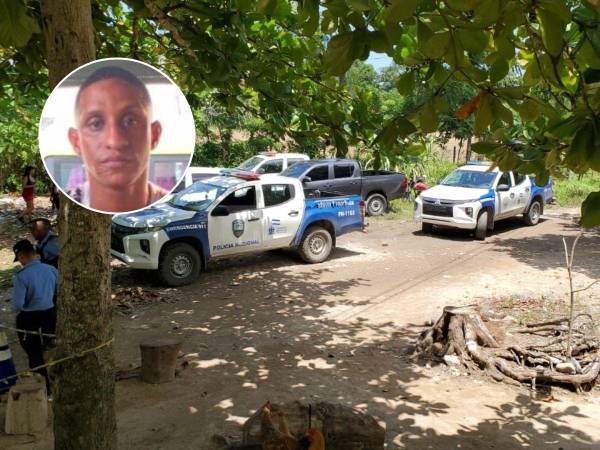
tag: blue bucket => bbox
[0,331,17,393]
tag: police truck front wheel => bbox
[159,243,201,286]
[299,227,334,263]
[474,211,488,241]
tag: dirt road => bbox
[1,207,599,449]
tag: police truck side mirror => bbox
[212,205,230,217]
[496,184,510,192]
[302,176,311,184]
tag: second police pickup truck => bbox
[111,171,365,286]
[414,162,554,240]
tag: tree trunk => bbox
[41,1,117,449]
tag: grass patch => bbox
[385,199,415,221]
[554,172,600,207]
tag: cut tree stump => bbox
[414,305,600,391]
[140,338,182,384]
[5,374,48,434]
[240,401,385,450]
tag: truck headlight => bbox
[141,225,164,233]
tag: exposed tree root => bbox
[414,305,600,392]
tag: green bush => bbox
[554,172,600,207]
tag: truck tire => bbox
[158,242,201,286]
[366,193,387,216]
[474,211,488,241]
[298,226,334,264]
[523,199,541,226]
[421,222,433,234]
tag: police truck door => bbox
[209,185,263,257]
[260,183,304,249]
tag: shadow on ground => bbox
[490,222,600,279]
[104,249,600,450]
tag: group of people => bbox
[9,218,59,393]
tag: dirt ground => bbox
[1,198,599,449]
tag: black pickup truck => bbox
[281,159,407,216]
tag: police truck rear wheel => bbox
[299,227,333,263]
[366,194,387,216]
[475,211,488,241]
[523,200,541,226]
[159,243,201,286]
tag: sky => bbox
[366,52,394,71]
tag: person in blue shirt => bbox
[11,239,57,392]
[31,218,59,268]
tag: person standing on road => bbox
[31,218,59,268]
[17,166,36,224]
[11,240,57,393]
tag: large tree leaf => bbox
[581,191,600,227]
[565,121,595,173]
[256,0,278,15]
[347,0,370,12]
[300,0,320,35]
[369,31,391,54]
[396,71,415,95]
[386,0,419,23]
[419,99,439,133]
[323,31,368,76]
[376,117,417,148]
[490,58,509,83]
[473,94,493,134]
[0,0,39,47]
[536,8,565,57]
[472,141,501,155]
[457,29,488,54]
[516,98,540,122]
[421,32,451,59]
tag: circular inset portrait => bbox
[39,58,195,214]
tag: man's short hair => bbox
[74,66,152,114]
[13,239,35,261]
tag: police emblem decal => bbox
[232,219,245,238]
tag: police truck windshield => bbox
[237,156,264,171]
[281,162,312,178]
[441,170,497,189]
[168,182,226,211]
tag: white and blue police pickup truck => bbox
[414,162,553,240]
[111,172,365,286]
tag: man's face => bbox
[31,222,48,241]
[68,78,162,190]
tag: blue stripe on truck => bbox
[294,195,363,246]
[163,211,210,259]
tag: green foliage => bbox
[554,171,600,207]
[0,0,39,48]
[312,0,600,225]
[1,0,599,225]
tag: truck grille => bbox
[421,198,459,217]
[111,224,140,253]
[423,203,453,217]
